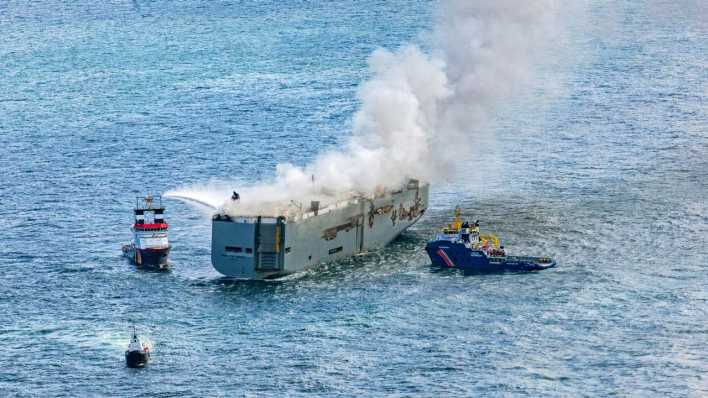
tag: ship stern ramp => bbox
[211,216,286,279]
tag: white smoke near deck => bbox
[167,0,563,214]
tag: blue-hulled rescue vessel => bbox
[425,208,556,272]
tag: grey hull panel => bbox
[211,182,429,279]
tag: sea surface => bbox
[1,1,707,396]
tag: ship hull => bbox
[122,245,171,270]
[211,182,429,279]
[125,350,149,368]
[425,240,556,272]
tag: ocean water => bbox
[1,1,707,396]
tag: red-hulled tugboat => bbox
[122,195,171,270]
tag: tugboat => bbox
[122,195,171,270]
[125,326,150,368]
[425,208,556,272]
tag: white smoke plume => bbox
[167,0,562,214]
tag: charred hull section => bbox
[211,180,429,279]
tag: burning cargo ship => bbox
[211,179,429,279]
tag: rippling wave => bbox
[1,0,706,396]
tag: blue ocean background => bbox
[1,0,707,396]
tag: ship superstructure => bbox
[122,195,171,269]
[211,179,429,279]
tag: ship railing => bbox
[505,255,552,263]
[218,190,389,223]
[435,232,460,241]
[296,198,360,221]
[214,214,281,224]
[134,223,169,231]
[135,195,163,210]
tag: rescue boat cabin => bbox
[435,207,500,252]
[132,195,169,247]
